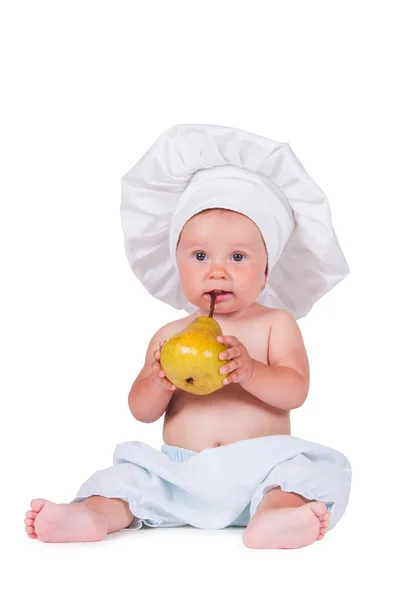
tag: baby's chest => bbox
[225,325,270,365]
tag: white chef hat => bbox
[120,124,349,319]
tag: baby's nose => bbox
[209,265,227,278]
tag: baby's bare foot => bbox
[243,501,330,550]
[24,499,108,543]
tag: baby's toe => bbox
[25,518,34,527]
[320,514,330,529]
[309,502,328,518]
[25,510,36,519]
[314,505,329,541]
[316,522,329,540]
[30,498,46,512]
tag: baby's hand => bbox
[151,340,177,391]
[217,336,254,385]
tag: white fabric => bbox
[121,124,349,318]
[72,435,352,531]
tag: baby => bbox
[24,124,352,549]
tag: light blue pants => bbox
[72,435,352,531]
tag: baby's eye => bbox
[194,252,207,261]
[232,253,245,262]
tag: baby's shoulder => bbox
[154,314,194,339]
[247,305,300,347]
[251,304,294,327]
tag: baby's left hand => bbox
[217,336,254,385]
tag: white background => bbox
[1,1,396,598]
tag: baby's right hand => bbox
[151,340,177,392]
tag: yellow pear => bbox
[160,307,229,395]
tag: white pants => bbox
[73,434,352,530]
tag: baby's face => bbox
[176,209,268,315]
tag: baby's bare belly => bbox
[163,384,290,452]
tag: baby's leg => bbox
[242,487,329,550]
[24,496,134,543]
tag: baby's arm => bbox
[128,325,176,423]
[241,310,310,410]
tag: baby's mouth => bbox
[204,290,233,303]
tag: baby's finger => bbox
[220,358,242,375]
[152,374,176,391]
[219,346,240,361]
[151,360,165,378]
[223,370,241,385]
[217,335,239,347]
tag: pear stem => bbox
[209,292,216,319]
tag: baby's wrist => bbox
[240,358,255,383]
